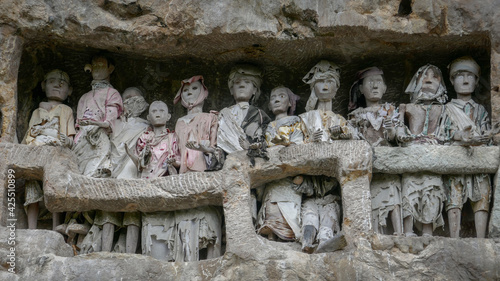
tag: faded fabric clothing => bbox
[110,116,149,179]
[400,101,446,229]
[441,99,491,212]
[299,110,356,143]
[217,102,270,154]
[23,104,76,209]
[401,103,446,145]
[265,116,303,147]
[174,206,222,262]
[174,112,223,261]
[73,125,113,176]
[24,180,44,215]
[74,85,123,177]
[348,103,400,147]
[257,178,303,241]
[299,176,341,245]
[175,112,219,173]
[24,104,76,146]
[371,174,402,228]
[94,210,123,228]
[349,104,402,229]
[441,99,490,140]
[402,174,445,229]
[302,195,341,245]
[257,116,304,240]
[135,128,180,179]
[444,175,491,212]
[142,212,176,261]
[141,207,222,262]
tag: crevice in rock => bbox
[397,0,412,17]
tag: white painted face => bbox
[313,77,338,101]
[43,71,71,102]
[452,71,477,95]
[360,74,386,103]
[181,81,202,105]
[420,68,441,94]
[232,76,256,103]
[148,102,170,126]
[269,88,290,115]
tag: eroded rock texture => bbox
[1,0,500,280]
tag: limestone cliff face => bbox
[1,1,500,280]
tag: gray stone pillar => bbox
[0,25,23,143]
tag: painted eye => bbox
[192,87,198,90]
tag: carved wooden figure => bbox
[398,64,448,237]
[109,87,150,254]
[172,75,222,261]
[256,87,304,241]
[73,56,123,252]
[126,101,181,260]
[441,56,492,238]
[23,69,75,230]
[298,61,353,253]
[217,64,271,166]
[348,67,403,236]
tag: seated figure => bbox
[298,61,354,253]
[256,86,304,241]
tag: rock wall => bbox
[1,0,500,280]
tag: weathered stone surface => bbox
[373,145,500,174]
[489,167,500,238]
[0,227,73,275]
[0,26,22,143]
[1,0,500,280]
[4,227,500,280]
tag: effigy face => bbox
[231,76,256,103]
[313,77,338,101]
[181,80,203,105]
[360,74,386,103]
[43,70,72,102]
[269,87,291,115]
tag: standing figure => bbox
[217,65,271,166]
[110,87,150,254]
[73,56,123,177]
[73,56,123,252]
[23,69,75,230]
[441,57,491,238]
[348,67,403,235]
[398,64,447,237]
[299,61,355,253]
[126,101,181,261]
[172,75,222,261]
[111,87,150,179]
[256,86,304,241]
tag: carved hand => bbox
[60,133,73,148]
[329,125,343,137]
[125,144,140,168]
[186,141,215,153]
[79,120,110,129]
[312,129,323,142]
[239,136,250,150]
[339,133,352,140]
